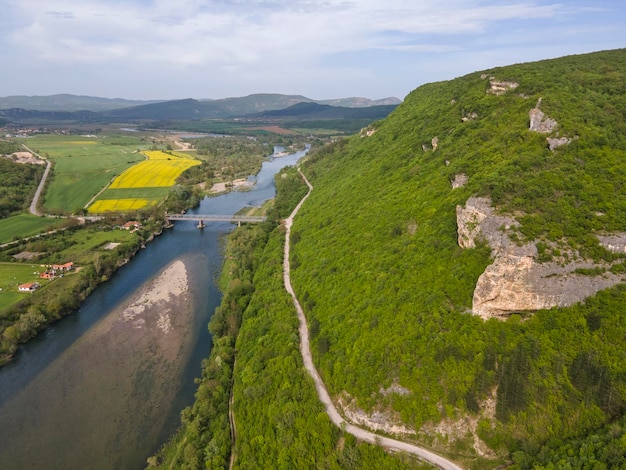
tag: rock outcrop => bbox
[487,79,519,95]
[597,234,626,253]
[529,98,558,133]
[451,174,468,189]
[457,197,626,319]
[547,136,571,151]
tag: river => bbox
[0,147,307,470]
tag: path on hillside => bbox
[282,169,464,470]
[22,144,51,216]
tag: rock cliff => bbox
[457,197,626,319]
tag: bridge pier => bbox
[197,220,205,229]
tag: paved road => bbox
[282,169,464,470]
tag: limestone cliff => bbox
[457,197,626,319]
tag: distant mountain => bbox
[318,97,402,107]
[254,102,398,120]
[207,93,315,116]
[0,94,161,112]
[0,93,402,121]
[99,94,318,121]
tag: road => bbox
[282,169,464,470]
[22,144,51,216]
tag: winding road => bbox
[22,144,51,216]
[282,169,464,470]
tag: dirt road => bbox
[282,169,464,470]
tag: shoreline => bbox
[0,257,197,469]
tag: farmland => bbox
[0,214,65,244]
[88,150,201,213]
[24,134,149,214]
[109,150,200,188]
[0,262,46,312]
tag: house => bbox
[122,221,142,230]
[52,262,74,271]
[18,283,40,292]
[39,271,56,280]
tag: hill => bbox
[286,48,626,467]
[150,49,626,469]
[0,94,160,111]
[0,93,401,126]
[255,101,398,120]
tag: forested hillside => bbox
[152,49,626,470]
[290,49,626,467]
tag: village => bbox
[17,261,74,292]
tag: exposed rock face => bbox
[451,173,468,189]
[529,107,557,133]
[487,80,519,95]
[456,197,516,250]
[462,111,478,122]
[547,136,571,151]
[360,127,376,137]
[338,393,415,436]
[457,197,626,319]
[597,234,626,253]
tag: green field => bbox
[0,214,65,244]
[0,262,47,311]
[0,226,135,313]
[24,134,150,213]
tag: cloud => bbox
[6,1,572,66]
[1,0,623,99]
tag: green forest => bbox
[288,49,626,467]
[152,49,626,469]
[0,158,44,219]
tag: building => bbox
[52,262,74,271]
[18,283,40,292]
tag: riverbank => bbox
[0,257,197,470]
[207,178,254,194]
[0,219,165,367]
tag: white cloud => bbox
[1,0,624,98]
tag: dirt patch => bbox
[3,152,45,165]
[12,251,45,260]
[102,242,121,250]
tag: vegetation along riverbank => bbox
[150,165,429,469]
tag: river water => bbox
[0,147,306,470]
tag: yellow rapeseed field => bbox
[109,151,200,189]
[88,150,200,213]
[89,198,154,213]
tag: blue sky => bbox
[1,0,624,101]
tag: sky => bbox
[1,0,624,101]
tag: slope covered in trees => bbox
[152,49,626,469]
[288,49,626,467]
[0,157,44,219]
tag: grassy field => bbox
[0,262,47,312]
[0,227,135,312]
[48,228,135,265]
[24,134,149,213]
[0,214,65,244]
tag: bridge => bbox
[165,213,266,227]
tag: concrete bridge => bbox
[165,213,266,227]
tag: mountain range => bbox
[0,93,401,124]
